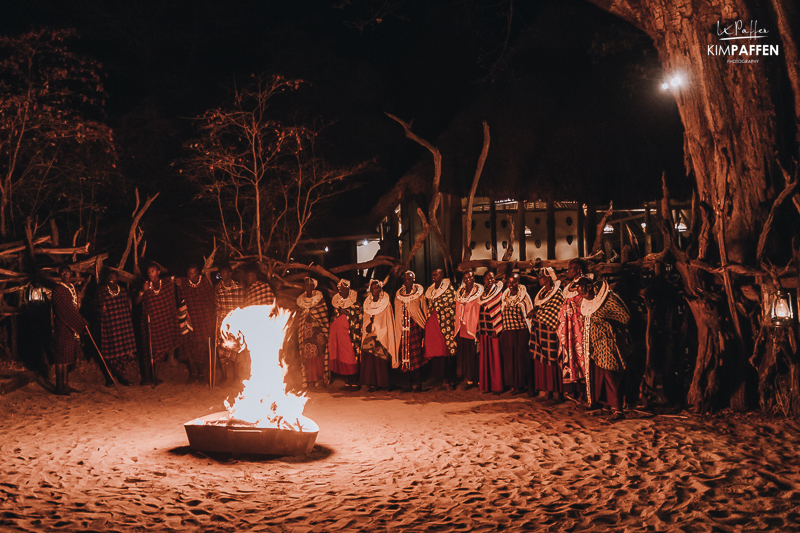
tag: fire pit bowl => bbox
[184,412,319,456]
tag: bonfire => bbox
[184,305,319,456]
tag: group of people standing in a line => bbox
[48,262,274,395]
[299,259,632,419]
[48,258,632,419]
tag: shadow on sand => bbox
[168,443,335,463]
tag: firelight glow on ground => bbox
[2,375,800,531]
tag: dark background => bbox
[0,0,687,271]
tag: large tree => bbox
[0,29,116,240]
[585,0,799,263]
[583,0,800,411]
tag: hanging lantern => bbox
[24,283,44,304]
[603,223,614,235]
[769,290,795,327]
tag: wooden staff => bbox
[213,337,218,388]
[208,336,213,389]
[84,327,124,400]
[147,314,156,389]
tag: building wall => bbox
[463,199,581,262]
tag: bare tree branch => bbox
[464,121,490,262]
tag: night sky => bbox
[1,0,685,268]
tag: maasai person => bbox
[96,270,136,387]
[455,271,483,390]
[393,271,428,392]
[500,273,533,394]
[214,262,246,383]
[478,270,504,393]
[244,265,275,306]
[558,258,590,402]
[135,263,180,386]
[177,264,216,383]
[296,277,330,389]
[424,268,457,390]
[329,279,363,390]
[576,277,632,420]
[51,265,88,395]
[361,279,396,392]
[528,267,565,401]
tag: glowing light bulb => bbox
[661,82,669,90]
[324,246,329,253]
[671,77,681,87]
[775,299,790,318]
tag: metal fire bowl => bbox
[184,412,318,456]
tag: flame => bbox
[220,305,318,433]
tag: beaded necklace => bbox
[425,278,451,300]
[57,282,77,306]
[363,291,390,315]
[188,276,202,288]
[332,290,357,309]
[395,283,423,304]
[150,279,162,295]
[502,284,528,309]
[107,284,121,298]
[534,280,561,307]
[479,281,503,303]
[456,283,484,304]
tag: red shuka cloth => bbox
[97,286,136,358]
[329,313,358,375]
[141,278,180,362]
[424,310,449,358]
[52,283,88,365]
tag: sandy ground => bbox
[2,363,800,532]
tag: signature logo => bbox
[716,20,768,40]
[708,20,779,61]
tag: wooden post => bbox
[586,203,597,254]
[577,204,586,258]
[489,197,498,261]
[517,198,526,261]
[546,201,556,260]
[644,205,652,255]
[448,194,463,270]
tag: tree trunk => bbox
[684,295,725,413]
[255,184,263,261]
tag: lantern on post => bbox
[769,289,795,327]
[24,283,45,304]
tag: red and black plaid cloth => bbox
[141,277,180,362]
[534,289,564,331]
[179,276,216,340]
[529,318,560,365]
[52,283,88,365]
[215,280,246,361]
[97,286,137,359]
[502,305,527,331]
[478,288,503,337]
[245,281,275,306]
